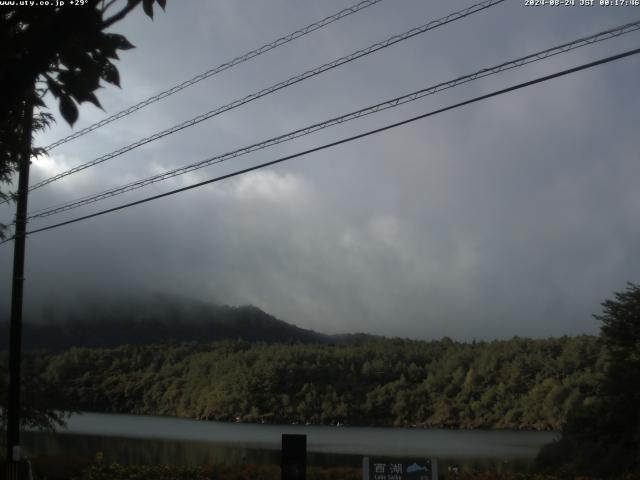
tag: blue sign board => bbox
[363,457,437,480]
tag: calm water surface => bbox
[23,413,557,470]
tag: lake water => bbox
[23,413,557,471]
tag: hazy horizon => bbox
[0,289,611,342]
[1,0,639,341]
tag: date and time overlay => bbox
[526,0,639,6]
[1,0,639,8]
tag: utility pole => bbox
[6,92,34,468]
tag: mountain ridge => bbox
[0,294,376,351]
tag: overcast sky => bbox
[1,0,639,340]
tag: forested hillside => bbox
[31,336,604,431]
[0,297,339,350]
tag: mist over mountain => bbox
[0,293,374,351]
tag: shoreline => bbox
[50,410,562,434]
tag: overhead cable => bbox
[26,20,640,220]
[18,46,640,240]
[42,0,385,151]
[28,0,506,192]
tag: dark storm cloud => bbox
[1,0,639,340]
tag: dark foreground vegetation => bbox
[23,461,640,480]
[535,283,640,475]
[71,463,359,480]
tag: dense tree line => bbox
[30,335,605,431]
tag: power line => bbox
[28,0,505,192]
[0,236,15,245]
[26,20,640,220]
[0,228,15,246]
[20,47,640,240]
[42,0,385,152]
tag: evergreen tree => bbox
[536,283,640,475]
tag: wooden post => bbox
[6,93,34,465]
[281,434,306,480]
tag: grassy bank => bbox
[24,460,640,480]
[31,462,360,480]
